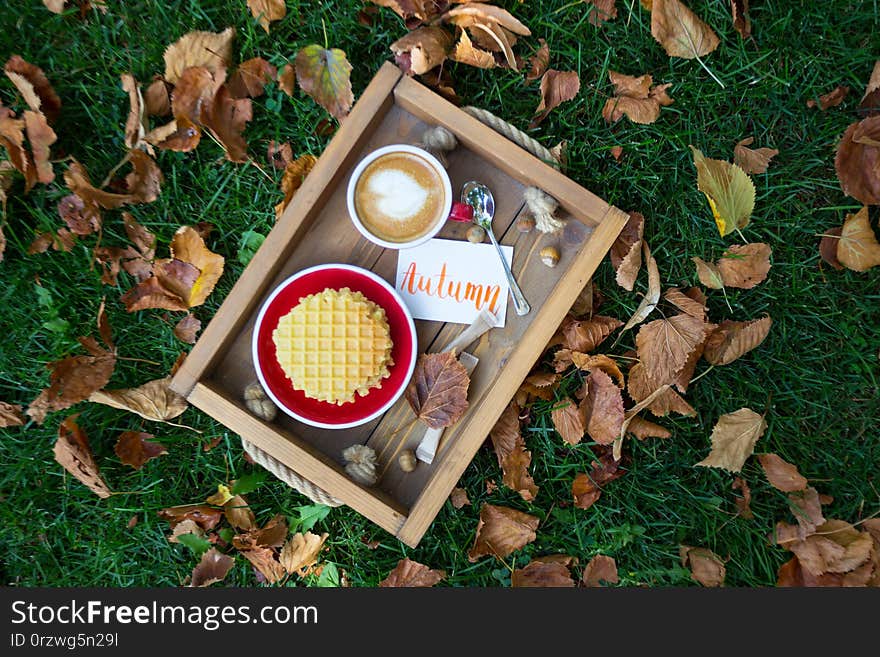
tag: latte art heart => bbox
[354,151,447,243]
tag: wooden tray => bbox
[170,62,629,548]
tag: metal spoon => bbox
[462,180,531,316]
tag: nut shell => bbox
[243,382,277,421]
[466,225,486,243]
[398,450,417,472]
[540,245,560,268]
[516,216,536,233]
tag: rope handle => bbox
[242,106,558,506]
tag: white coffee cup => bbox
[346,144,452,250]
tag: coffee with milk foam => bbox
[353,151,446,243]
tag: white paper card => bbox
[395,238,513,328]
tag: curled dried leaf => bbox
[468,503,539,562]
[602,71,673,125]
[680,545,725,587]
[733,137,778,175]
[703,316,772,366]
[114,431,167,469]
[836,206,880,272]
[610,211,644,291]
[530,69,580,128]
[450,29,495,69]
[4,55,61,123]
[295,45,354,120]
[807,86,849,110]
[54,415,112,498]
[650,0,720,59]
[695,408,766,473]
[0,401,24,427]
[89,376,188,424]
[191,548,235,587]
[380,558,445,587]
[390,27,453,76]
[163,27,235,84]
[490,402,538,501]
[581,554,619,587]
[525,38,549,81]
[275,154,318,218]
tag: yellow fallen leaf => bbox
[696,408,766,473]
[690,146,756,237]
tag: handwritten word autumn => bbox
[399,261,501,313]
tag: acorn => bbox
[516,215,536,233]
[466,225,486,243]
[244,382,277,421]
[540,245,560,268]
[398,450,417,473]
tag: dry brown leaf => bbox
[0,401,24,427]
[240,546,285,584]
[570,353,624,388]
[203,82,253,163]
[65,152,162,208]
[512,560,575,587]
[489,402,538,501]
[248,0,286,32]
[405,351,470,429]
[275,153,318,218]
[836,206,880,272]
[581,554,619,587]
[279,531,328,576]
[703,316,772,366]
[450,29,495,69]
[53,415,112,498]
[525,38,549,81]
[168,518,204,544]
[89,376,188,424]
[680,545,725,587]
[28,333,116,425]
[144,78,171,117]
[444,3,531,36]
[227,58,277,99]
[586,0,618,26]
[627,362,696,417]
[5,55,61,123]
[692,256,723,289]
[191,548,235,587]
[114,431,167,470]
[121,275,189,312]
[695,407,767,473]
[731,476,753,519]
[158,505,222,531]
[757,453,807,492]
[716,242,772,288]
[731,0,751,38]
[859,61,880,116]
[636,313,708,386]
[173,314,202,344]
[835,117,880,205]
[0,109,34,190]
[163,27,235,84]
[663,287,706,319]
[626,415,671,440]
[224,494,257,531]
[733,137,778,175]
[621,241,661,332]
[24,111,56,185]
[807,86,849,110]
[390,27,452,76]
[610,211,644,291]
[571,450,624,509]
[819,226,844,270]
[779,519,874,577]
[277,63,295,96]
[379,558,445,587]
[562,314,622,353]
[571,472,602,510]
[165,225,225,306]
[43,0,66,13]
[121,74,147,151]
[57,194,100,236]
[530,70,580,127]
[450,487,470,508]
[581,370,624,445]
[602,71,673,125]
[551,398,586,445]
[788,487,825,537]
[267,140,293,170]
[650,0,720,59]
[468,503,539,561]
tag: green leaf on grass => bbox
[294,45,353,120]
[230,470,267,495]
[294,504,331,533]
[690,146,755,237]
[177,532,212,556]
[315,561,339,587]
[236,230,265,266]
[218,527,234,544]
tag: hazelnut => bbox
[516,215,536,233]
[540,245,560,268]
[398,450,417,472]
[466,225,486,243]
[244,382,277,421]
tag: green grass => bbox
[1,0,878,587]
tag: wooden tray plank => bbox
[187,381,409,536]
[396,206,630,546]
[171,62,404,398]
[392,76,612,228]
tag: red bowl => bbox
[252,264,418,429]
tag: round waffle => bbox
[272,287,394,405]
